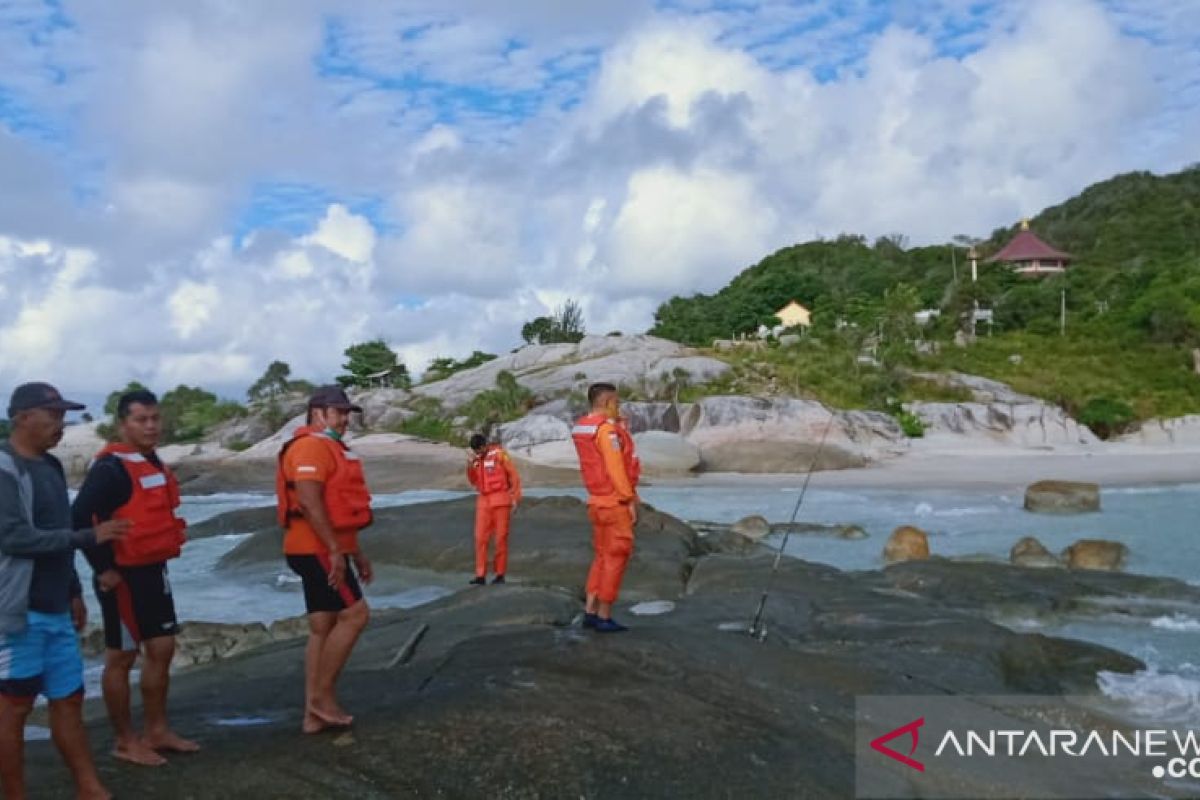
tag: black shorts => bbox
[95,562,179,652]
[286,554,363,614]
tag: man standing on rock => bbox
[466,433,522,585]
[276,386,372,733]
[1,382,129,800]
[571,383,640,633]
[72,389,197,766]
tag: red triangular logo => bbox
[870,717,925,772]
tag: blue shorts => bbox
[0,611,84,701]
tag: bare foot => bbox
[113,738,167,767]
[145,730,201,753]
[308,702,353,727]
[302,711,331,734]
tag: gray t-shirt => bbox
[0,450,81,613]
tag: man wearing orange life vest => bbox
[73,389,196,766]
[276,385,372,734]
[571,382,640,633]
[466,433,522,585]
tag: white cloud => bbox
[0,0,1195,397]
[303,204,376,264]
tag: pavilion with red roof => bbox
[986,219,1072,276]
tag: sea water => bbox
[79,484,1200,724]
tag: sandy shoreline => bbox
[161,442,1200,496]
[656,447,1200,492]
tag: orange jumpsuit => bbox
[572,416,640,604]
[467,445,522,578]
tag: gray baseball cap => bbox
[7,382,86,418]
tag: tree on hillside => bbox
[248,360,292,402]
[422,351,497,383]
[338,339,412,388]
[520,298,586,345]
[159,385,243,443]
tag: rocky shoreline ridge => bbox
[48,335,1200,492]
[34,495,1200,797]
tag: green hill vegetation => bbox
[650,166,1200,436]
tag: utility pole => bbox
[1060,288,1066,337]
[951,248,958,283]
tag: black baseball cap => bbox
[308,385,363,412]
[7,382,86,418]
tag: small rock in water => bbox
[883,526,930,564]
[630,601,676,616]
[731,515,771,541]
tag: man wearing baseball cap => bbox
[274,385,373,734]
[0,382,130,800]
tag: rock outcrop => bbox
[883,525,930,563]
[632,431,701,474]
[908,402,1098,448]
[681,396,906,472]
[1010,536,1060,569]
[1024,480,1101,513]
[413,335,729,410]
[1062,539,1129,571]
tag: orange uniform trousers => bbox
[474,500,512,577]
[586,504,635,604]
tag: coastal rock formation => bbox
[632,430,701,474]
[413,335,730,410]
[1024,480,1101,513]
[1062,539,1128,571]
[771,522,868,540]
[1116,415,1200,446]
[730,515,771,541]
[883,525,930,563]
[217,496,699,602]
[1010,536,1060,568]
[682,396,906,472]
[497,413,571,450]
[908,402,1098,448]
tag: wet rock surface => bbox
[30,499,1192,798]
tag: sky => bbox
[0,0,1197,402]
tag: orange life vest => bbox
[571,413,640,496]
[275,428,373,531]
[472,445,511,495]
[94,443,187,567]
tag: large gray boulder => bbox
[910,371,1039,404]
[633,431,701,474]
[1024,480,1101,513]
[351,387,413,430]
[413,335,729,410]
[681,396,905,472]
[1116,415,1200,446]
[498,414,572,451]
[908,402,1098,448]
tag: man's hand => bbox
[70,596,87,632]
[94,519,131,544]
[97,569,122,592]
[353,553,373,585]
[629,502,639,526]
[327,553,346,588]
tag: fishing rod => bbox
[748,407,839,642]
